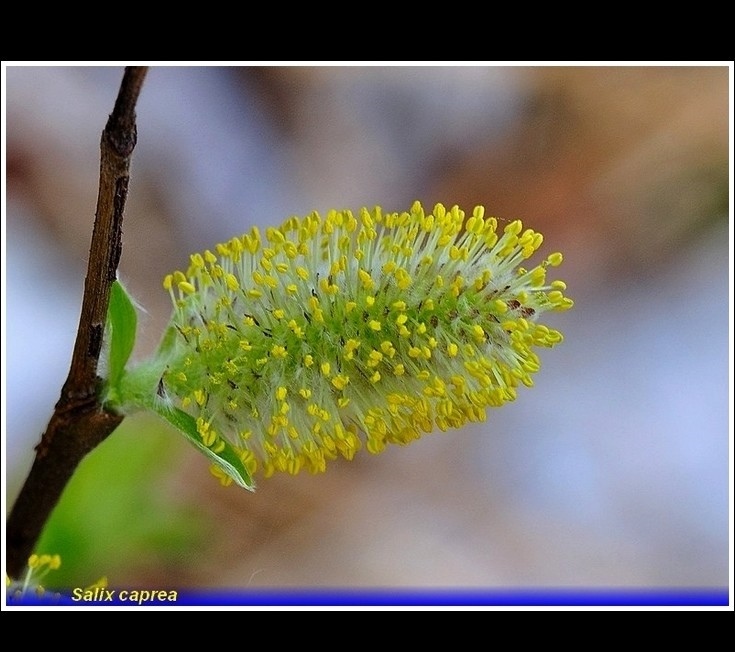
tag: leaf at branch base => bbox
[107,280,138,390]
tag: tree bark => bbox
[6,66,148,579]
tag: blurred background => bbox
[4,64,730,590]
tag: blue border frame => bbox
[7,587,730,607]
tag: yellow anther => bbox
[271,345,287,359]
[332,375,349,390]
[547,252,563,267]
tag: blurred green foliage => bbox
[35,414,206,588]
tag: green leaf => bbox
[151,404,255,491]
[107,280,138,389]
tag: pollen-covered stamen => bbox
[159,201,572,479]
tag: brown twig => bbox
[6,67,148,579]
